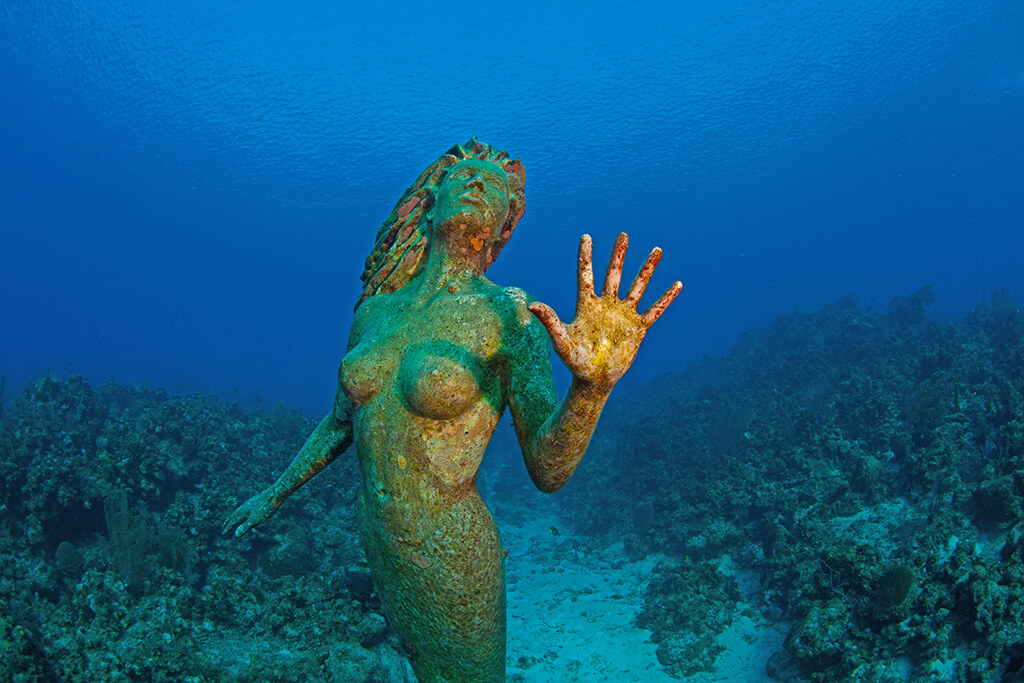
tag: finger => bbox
[528,302,572,355]
[602,232,629,298]
[625,246,662,305]
[641,281,683,327]
[223,518,240,540]
[577,234,594,314]
[222,512,240,537]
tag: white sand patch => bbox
[501,515,786,682]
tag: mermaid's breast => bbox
[398,343,482,420]
[338,343,390,407]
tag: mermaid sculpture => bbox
[224,139,681,682]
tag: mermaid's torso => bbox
[338,283,507,506]
[337,281,518,681]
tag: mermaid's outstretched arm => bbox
[506,232,681,493]
[223,389,354,537]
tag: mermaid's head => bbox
[357,138,525,310]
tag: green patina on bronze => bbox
[224,138,682,682]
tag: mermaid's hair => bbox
[356,138,525,310]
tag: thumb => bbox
[528,302,572,355]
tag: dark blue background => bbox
[2,1,1022,414]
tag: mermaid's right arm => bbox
[223,388,354,537]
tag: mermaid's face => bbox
[432,160,510,247]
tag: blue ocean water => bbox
[3,2,1024,682]
[2,1,1020,412]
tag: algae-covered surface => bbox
[2,288,1023,681]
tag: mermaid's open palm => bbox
[528,232,682,387]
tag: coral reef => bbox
[637,558,740,677]
[0,378,403,681]
[1,286,1022,681]
[561,287,1024,681]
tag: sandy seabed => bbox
[500,515,785,683]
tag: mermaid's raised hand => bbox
[527,232,682,388]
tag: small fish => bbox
[411,551,432,569]
[549,526,560,536]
